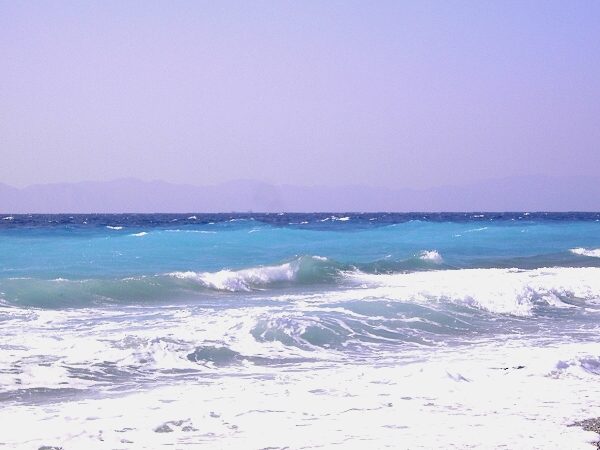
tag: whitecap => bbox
[165,229,216,234]
[168,261,299,292]
[418,250,443,264]
[465,227,488,233]
[570,248,600,258]
[343,267,600,316]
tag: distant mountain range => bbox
[0,176,598,212]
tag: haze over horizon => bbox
[1,175,599,212]
[2,0,600,199]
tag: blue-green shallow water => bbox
[1,213,600,313]
[1,212,600,280]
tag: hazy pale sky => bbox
[1,1,599,189]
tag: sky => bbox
[1,0,599,189]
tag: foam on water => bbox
[168,262,299,292]
[343,267,600,315]
[1,335,599,449]
[418,249,443,263]
[571,247,600,258]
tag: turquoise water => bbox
[1,213,600,300]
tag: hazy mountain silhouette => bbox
[0,176,598,212]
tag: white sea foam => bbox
[130,231,148,237]
[165,229,216,234]
[418,250,443,263]
[2,216,14,220]
[2,269,600,449]
[1,334,598,449]
[570,247,600,258]
[165,261,600,317]
[465,226,488,233]
[187,216,197,220]
[169,262,299,292]
[323,216,351,222]
[342,267,600,316]
[106,225,123,230]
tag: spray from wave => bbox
[418,250,443,264]
[169,263,299,292]
[342,267,600,316]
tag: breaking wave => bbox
[1,255,600,315]
[169,262,300,292]
[570,247,600,258]
[343,267,600,316]
[418,250,443,263]
[167,255,342,291]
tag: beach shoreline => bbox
[572,418,600,449]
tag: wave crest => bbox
[168,256,335,292]
[570,248,600,258]
[418,250,443,264]
[3,258,600,314]
[169,263,299,292]
[344,267,600,316]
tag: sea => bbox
[1,212,600,449]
